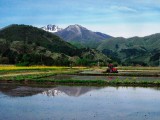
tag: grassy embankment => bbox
[0,65,160,86]
[0,65,87,80]
[99,66,160,77]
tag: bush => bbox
[16,61,30,66]
[0,57,9,64]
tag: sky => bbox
[0,0,160,38]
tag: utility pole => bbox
[97,59,100,67]
[159,56,160,67]
[23,32,28,54]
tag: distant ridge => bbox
[41,24,112,48]
[97,34,160,66]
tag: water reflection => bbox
[0,82,101,97]
[42,86,101,97]
[1,82,160,98]
[0,82,50,97]
[1,82,160,120]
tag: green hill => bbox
[0,24,110,66]
[97,34,160,66]
[0,24,77,56]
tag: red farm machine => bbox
[106,63,118,73]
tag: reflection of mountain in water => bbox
[0,82,101,97]
[42,86,101,97]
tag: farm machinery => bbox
[106,64,118,73]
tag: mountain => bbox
[97,34,160,66]
[0,24,110,66]
[0,24,77,56]
[41,24,63,33]
[54,24,112,48]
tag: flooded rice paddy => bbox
[49,74,160,81]
[0,82,160,120]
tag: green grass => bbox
[117,66,160,70]
[0,73,55,81]
[107,79,160,86]
[0,66,88,77]
[0,66,159,86]
[1,73,160,86]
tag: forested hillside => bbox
[0,24,110,66]
[97,34,160,66]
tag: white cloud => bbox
[110,6,138,13]
[85,23,160,38]
[34,23,160,38]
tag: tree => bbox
[0,39,9,55]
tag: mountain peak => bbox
[41,24,63,33]
[65,24,88,35]
[54,24,112,48]
[74,24,83,27]
[67,24,87,29]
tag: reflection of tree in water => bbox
[151,87,160,91]
[0,83,52,97]
[0,86,50,97]
[0,82,160,97]
[1,82,160,97]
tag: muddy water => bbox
[0,82,160,120]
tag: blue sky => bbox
[0,0,160,37]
